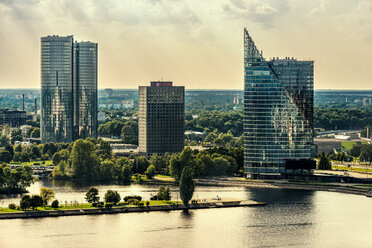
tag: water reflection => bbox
[0,186,371,247]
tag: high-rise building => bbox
[138,81,184,156]
[41,35,97,143]
[243,29,315,179]
[73,42,98,140]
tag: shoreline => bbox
[0,200,265,220]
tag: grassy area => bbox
[155,174,172,178]
[332,165,372,174]
[341,142,356,150]
[0,200,181,214]
[8,160,53,166]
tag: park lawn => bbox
[332,165,372,174]
[155,174,171,178]
[8,160,53,166]
[341,142,356,151]
[0,200,182,214]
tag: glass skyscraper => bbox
[243,29,314,178]
[41,35,97,143]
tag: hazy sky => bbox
[0,0,372,90]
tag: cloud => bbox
[0,0,202,27]
[221,0,289,28]
[310,0,329,14]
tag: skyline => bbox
[1,0,372,90]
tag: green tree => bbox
[0,135,10,147]
[150,154,166,173]
[97,140,112,160]
[40,187,55,206]
[0,150,12,163]
[121,164,132,184]
[99,160,115,181]
[104,190,121,205]
[133,156,149,174]
[318,153,332,170]
[121,120,138,145]
[30,128,40,138]
[179,166,194,206]
[157,186,171,200]
[85,187,100,205]
[70,139,100,178]
[30,195,43,209]
[20,195,31,210]
[360,144,372,164]
[145,165,156,179]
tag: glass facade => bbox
[73,42,98,139]
[41,35,97,143]
[243,29,314,178]
[41,36,74,143]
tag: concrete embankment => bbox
[0,200,265,220]
[194,178,371,196]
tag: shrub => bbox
[123,195,142,202]
[158,186,171,201]
[33,162,40,165]
[8,203,16,210]
[20,195,31,210]
[127,198,140,205]
[146,201,150,207]
[105,203,113,209]
[96,202,104,208]
[150,195,158,200]
[51,200,59,208]
[42,161,45,164]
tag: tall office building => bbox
[73,42,98,140]
[138,81,184,156]
[243,29,315,179]
[41,35,97,143]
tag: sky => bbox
[0,0,372,90]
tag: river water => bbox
[0,180,372,248]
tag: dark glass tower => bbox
[41,35,97,143]
[41,35,74,143]
[73,42,98,140]
[138,82,185,157]
[243,29,314,178]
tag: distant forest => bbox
[1,89,371,131]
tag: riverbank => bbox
[0,200,265,220]
[192,178,372,197]
[146,176,372,197]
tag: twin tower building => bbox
[41,35,98,143]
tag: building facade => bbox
[244,29,314,178]
[0,109,27,127]
[138,82,184,156]
[41,35,97,143]
[73,41,98,140]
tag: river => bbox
[0,180,371,248]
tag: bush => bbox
[8,203,16,210]
[20,195,31,210]
[105,203,113,209]
[150,195,158,200]
[123,195,142,202]
[51,200,59,208]
[96,202,104,208]
[146,201,150,207]
[33,162,40,165]
[42,161,45,164]
[127,198,140,205]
